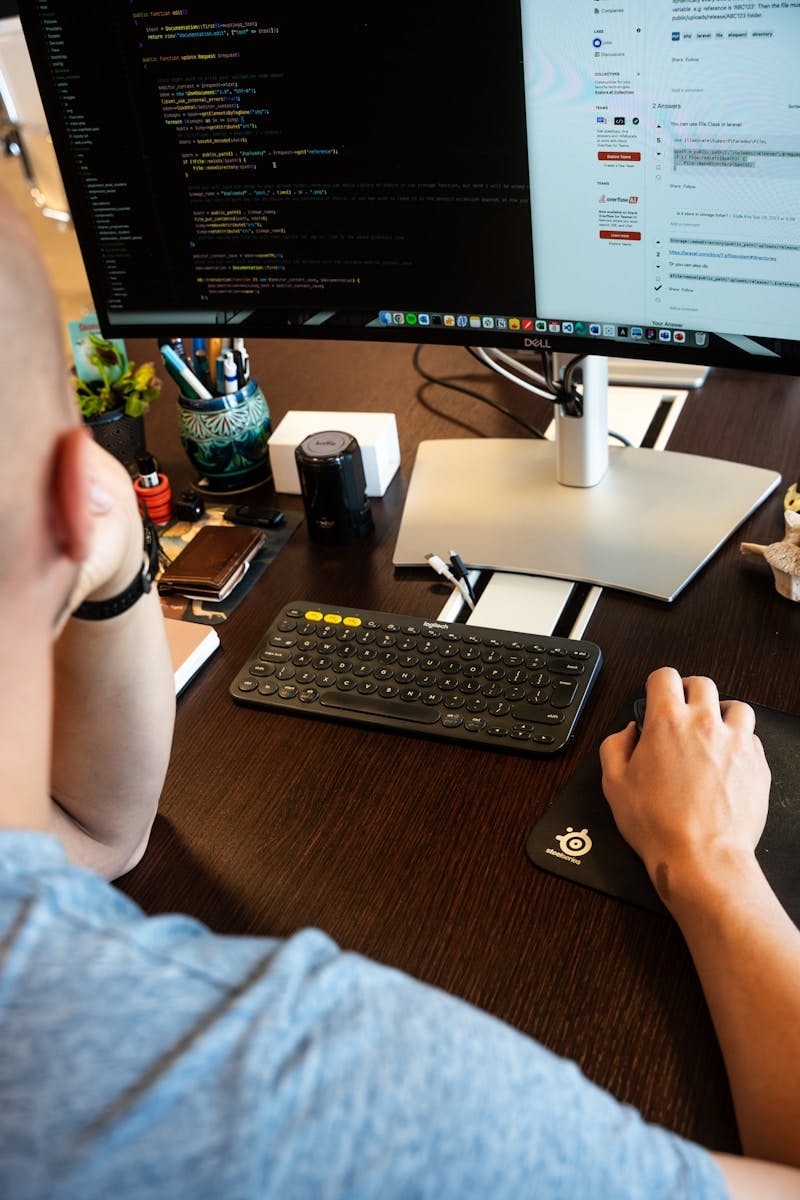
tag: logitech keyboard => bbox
[230,601,602,755]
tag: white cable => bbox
[470,345,556,401]
[476,345,632,447]
[483,346,550,387]
[436,584,471,623]
[425,553,475,610]
[436,568,482,622]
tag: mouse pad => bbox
[526,701,800,926]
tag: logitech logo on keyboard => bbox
[546,827,593,867]
[422,621,450,632]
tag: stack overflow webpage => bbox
[522,0,800,354]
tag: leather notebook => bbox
[526,699,800,926]
[158,524,265,601]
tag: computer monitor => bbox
[18,2,795,598]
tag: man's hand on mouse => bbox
[599,667,771,912]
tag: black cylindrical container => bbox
[295,431,375,545]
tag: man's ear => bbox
[50,427,92,564]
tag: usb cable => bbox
[425,552,476,611]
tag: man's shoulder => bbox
[0,829,70,875]
[0,829,342,1005]
[0,828,140,929]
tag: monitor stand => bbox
[393,356,781,602]
[552,352,709,391]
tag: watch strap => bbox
[73,521,159,621]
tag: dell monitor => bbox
[18,1,795,598]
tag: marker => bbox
[160,343,213,400]
[133,454,173,524]
[136,454,159,488]
[223,351,240,394]
[168,337,190,365]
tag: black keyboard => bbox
[231,602,602,755]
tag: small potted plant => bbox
[72,333,162,465]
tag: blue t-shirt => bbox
[0,831,726,1200]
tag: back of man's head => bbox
[0,186,77,582]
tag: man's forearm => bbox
[51,587,176,879]
[668,849,800,1167]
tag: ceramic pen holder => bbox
[176,378,272,492]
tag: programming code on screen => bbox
[25,3,534,333]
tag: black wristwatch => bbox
[73,520,160,621]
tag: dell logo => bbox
[524,337,552,349]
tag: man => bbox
[0,183,798,1198]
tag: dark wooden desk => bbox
[120,339,800,1154]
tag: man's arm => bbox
[600,668,800,1170]
[50,440,175,880]
[712,1154,800,1199]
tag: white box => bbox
[269,410,400,497]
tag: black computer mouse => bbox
[633,697,647,732]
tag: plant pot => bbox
[85,408,145,468]
[177,378,272,491]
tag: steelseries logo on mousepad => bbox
[526,700,800,926]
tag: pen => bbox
[233,336,249,384]
[160,343,213,400]
[223,351,240,394]
[215,350,227,395]
[207,336,223,370]
[231,347,244,388]
[192,338,213,394]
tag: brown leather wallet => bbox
[157,524,265,601]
